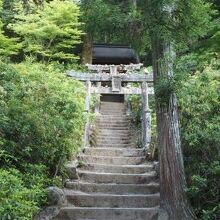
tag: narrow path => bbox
[53,101,159,220]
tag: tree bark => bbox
[82,34,93,65]
[151,31,197,220]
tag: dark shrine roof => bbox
[92,44,140,65]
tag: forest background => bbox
[0,0,219,219]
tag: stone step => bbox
[79,163,154,174]
[65,181,160,195]
[83,147,145,157]
[97,120,129,124]
[66,193,160,208]
[97,119,129,123]
[98,125,130,129]
[96,140,132,147]
[98,115,130,119]
[98,131,131,135]
[96,137,131,144]
[78,155,146,165]
[96,136,131,140]
[99,127,130,131]
[96,123,130,128]
[100,110,126,114]
[78,171,157,184]
[100,111,126,115]
[101,102,125,105]
[53,207,159,220]
[96,132,130,137]
[97,140,132,145]
[96,115,130,122]
[97,119,130,123]
[97,131,130,135]
[100,108,126,111]
[96,144,133,148]
[100,104,125,108]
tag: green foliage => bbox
[178,66,220,219]
[127,95,142,125]
[0,167,47,219]
[0,60,85,218]
[0,60,85,175]
[0,0,21,57]
[144,0,215,47]
[81,0,149,53]
[10,0,82,62]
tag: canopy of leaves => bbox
[10,0,82,62]
[81,0,149,53]
[0,0,21,57]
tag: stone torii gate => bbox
[67,64,154,150]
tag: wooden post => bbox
[141,81,151,150]
[84,80,91,147]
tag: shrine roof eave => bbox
[67,71,154,83]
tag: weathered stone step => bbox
[97,137,131,144]
[100,102,125,105]
[101,113,127,116]
[65,181,160,195]
[96,119,130,123]
[79,163,154,174]
[100,111,126,114]
[78,155,146,165]
[53,207,159,220]
[100,108,126,111]
[97,120,129,124]
[98,115,130,119]
[83,147,145,157]
[66,193,160,208]
[96,123,130,128]
[98,131,131,135]
[97,119,129,123]
[97,130,130,133]
[78,171,157,184]
[97,138,131,144]
[96,136,131,141]
[97,140,132,145]
[101,102,125,105]
[99,127,130,131]
[97,118,130,123]
[96,144,133,148]
[98,125,130,129]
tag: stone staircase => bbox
[53,101,159,220]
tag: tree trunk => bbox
[132,0,137,7]
[82,34,93,65]
[151,33,197,220]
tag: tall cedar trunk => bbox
[82,34,93,65]
[151,34,197,220]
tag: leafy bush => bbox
[0,60,85,175]
[178,67,220,219]
[0,168,47,220]
[0,0,21,57]
[10,0,82,62]
[0,60,85,219]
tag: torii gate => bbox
[67,64,154,151]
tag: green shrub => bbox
[0,60,85,175]
[178,67,220,219]
[0,60,85,218]
[10,0,82,62]
[0,168,46,220]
